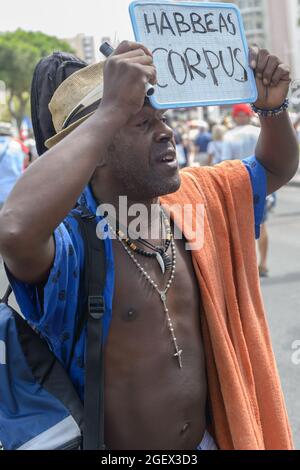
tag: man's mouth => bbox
[161,152,176,163]
[156,147,178,167]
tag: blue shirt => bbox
[7,156,266,401]
[195,132,212,153]
[222,125,261,161]
[0,137,24,205]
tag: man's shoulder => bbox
[0,136,19,151]
[164,161,251,210]
[243,124,260,136]
[181,160,244,175]
[3,139,25,159]
[224,127,237,138]
[178,161,247,188]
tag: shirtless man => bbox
[0,42,298,450]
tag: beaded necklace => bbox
[116,209,172,274]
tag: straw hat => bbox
[45,61,105,149]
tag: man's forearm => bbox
[255,111,299,190]
[0,109,120,248]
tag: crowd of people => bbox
[173,103,289,169]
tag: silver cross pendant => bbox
[174,349,183,368]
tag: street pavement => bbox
[0,184,299,449]
[290,167,300,187]
[260,184,300,449]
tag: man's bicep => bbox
[5,220,82,331]
[3,235,55,285]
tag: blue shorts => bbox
[197,431,218,450]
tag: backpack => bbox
[0,53,107,450]
[0,285,83,450]
[0,210,106,450]
[30,51,87,156]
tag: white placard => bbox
[129,1,257,109]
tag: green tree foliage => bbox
[0,29,74,128]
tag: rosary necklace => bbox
[107,221,183,369]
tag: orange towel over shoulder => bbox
[161,160,293,450]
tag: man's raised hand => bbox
[99,41,157,125]
[249,46,291,111]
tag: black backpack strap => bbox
[71,208,106,450]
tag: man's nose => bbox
[154,121,174,143]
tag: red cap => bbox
[232,104,253,118]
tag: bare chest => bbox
[104,236,208,450]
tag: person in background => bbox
[258,193,277,278]
[13,135,30,169]
[0,122,25,210]
[222,104,260,161]
[221,104,274,277]
[22,130,38,168]
[193,121,212,166]
[174,126,187,169]
[222,105,277,277]
[222,115,234,131]
[207,125,227,166]
[182,133,193,167]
